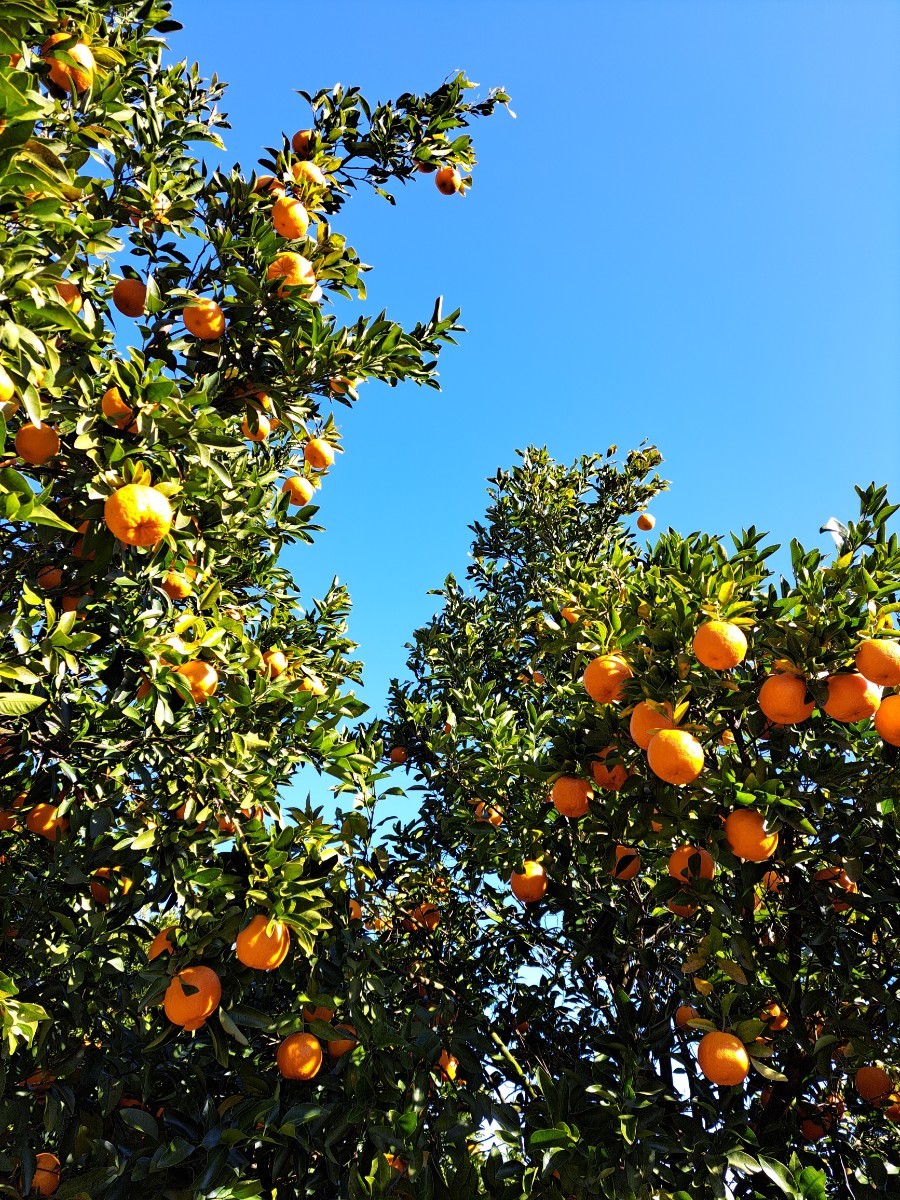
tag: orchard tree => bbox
[381,446,900,1199]
[0,1,512,1196]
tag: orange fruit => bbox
[668,845,715,883]
[823,673,881,722]
[583,653,633,703]
[697,1031,750,1086]
[855,1065,893,1105]
[148,927,177,960]
[629,700,674,749]
[90,868,133,905]
[303,1004,334,1024]
[0,792,26,832]
[474,802,503,827]
[254,174,286,197]
[389,746,408,765]
[183,298,226,340]
[235,913,291,970]
[636,512,655,531]
[436,1049,459,1081]
[164,965,222,1030]
[291,160,327,188]
[30,1151,61,1197]
[560,606,579,624]
[723,808,778,861]
[647,729,704,785]
[261,649,288,678]
[855,638,900,687]
[0,365,15,405]
[241,412,270,442]
[304,438,335,470]
[384,1154,408,1176]
[675,1004,699,1029]
[267,251,316,297]
[112,278,146,317]
[24,1069,55,1092]
[435,166,462,195]
[277,1031,322,1079]
[104,484,172,547]
[510,861,548,904]
[173,660,218,704]
[758,673,814,725]
[41,31,94,92]
[693,620,748,670]
[591,748,628,791]
[611,845,640,881]
[15,423,60,466]
[282,475,315,506]
[760,1001,788,1032]
[667,895,698,918]
[54,280,82,311]
[327,1023,357,1057]
[291,129,313,156]
[161,569,193,600]
[551,776,591,818]
[814,866,858,912]
[272,196,310,239]
[36,566,62,590]
[403,902,440,932]
[101,386,133,429]
[875,694,900,745]
[800,1115,830,1141]
[25,804,68,841]
[349,898,363,921]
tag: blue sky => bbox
[171,0,900,808]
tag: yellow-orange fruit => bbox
[723,808,778,861]
[15,423,60,466]
[814,866,858,912]
[583,653,633,704]
[55,280,81,311]
[667,895,698,918]
[291,160,327,188]
[261,649,288,678]
[41,31,94,92]
[104,484,172,547]
[874,694,900,745]
[183,298,226,340]
[668,845,715,883]
[629,700,674,749]
[591,747,628,790]
[101,386,133,429]
[90,868,133,905]
[267,251,316,297]
[30,1151,61,1197]
[272,196,310,239]
[510,861,547,904]
[253,174,286,197]
[235,914,291,970]
[551,776,591,819]
[675,1004,699,1029]
[761,1001,788,1032]
[475,801,503,827]
[291,129,313,156]
[636,512,655,531]
[37,566,62,590]
[25,804,68,841]
[241,412,271,442]
[855,638,900,687]
[161,569,193,600]
[112,278,146,317]
[693,620,748,670]
[173,660,218,704]
[403,902,440,932]
[436,1049,459,1080]
[389,746,408,764]
[611,845,640,881]
[164,966,221,1030]
[0,365,15,404]
[697,1031,750,1086]
[277,1031,322,1079]
[856,1065,893,1105]
[304,438,334,470]
[327,1023,357,1057]
[560,606,579,624]
[647,729,704,785]
[348,898,363,921]
[823,673,881,723]
[435,166,462,195]
[303,1004,334,1024]
[758,673,814,725]
[282,476,315,506]
[148,927,177,960]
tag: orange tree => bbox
[0,1,512,1196]
[380,446,900,1199]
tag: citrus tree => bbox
[380,445,900,1200]
[0,1,511,1195]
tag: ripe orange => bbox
[723,808,778,861]
[560,606,579,624]
[327,1023,357,1057]
[435,166,462,195]
[814,866,858,912]
[629,700,674,749]
[24,1069,55,1092]
[262,649,288,678]
[675,1004,699,1029]
[823,673,881,722]
[647,729,704,785]
[855,638,900,687]
[697,1031,750,1086]
[173,660,219,704]
[291,129,313,156]
[148,927,177,960]
[437,1049,459,1080]
[291,160,327,188]
[303,1004,334,1024]
[161,570,193,600]
[875,694,900,745]
[254,174,286,197]
[41,31,94,92]
[389,746,408,765]
[15,423,60,466]
[164,965,222,1030]
[404,902,440,932]
[583,653,633,704]
[183,298,226,340]
[0,365,15,404]
[31,1151,61,1197]
[510,861,548,904]
[668,845,715,883]
[104,484,172,547]
[55,280,82,311]
[0,792,26,832]
[235,913,291,970]
[856,1065,893,1105]
[760,1001,788,1032]
[267,251,316,297]
[277,1031,322,1079]
[272,196,310,239]
[101,386,133,429]
[112,278,146,317]
[667,894,698,918]
[551,777,591,819]
[693,620,748,670]
[304,438,335,470]
[282,475,315,506]
[800,1115,830,1141]
[90,868,133,905]
[25,804,69,841]
[758,673,814,724]
[611,845,640,881]
[37,566,62,590]
[241,412,271,442]
[475,802,503,827]
[349,898,363,921]
[591,748,628,791]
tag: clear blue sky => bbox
[171,0,900,808]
